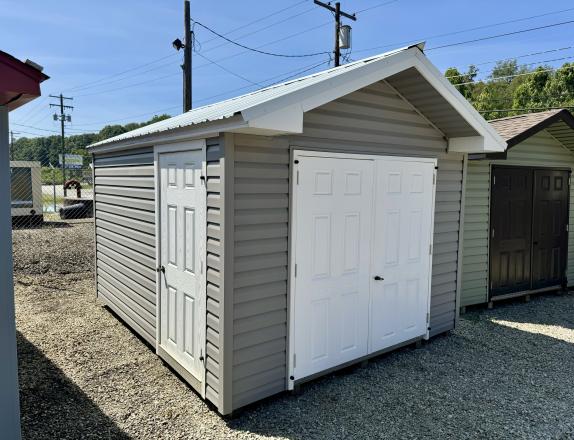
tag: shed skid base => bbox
[293,335,424,387]
[490,285,562,303]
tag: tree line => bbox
[444,59,574,120]
[11,114,171,167]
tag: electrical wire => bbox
[192,20,331,58]
[452,64,574,86]
[74,71,180,98]
[479,106,574,113]
[72,59,330,129]
[427,19,574,51]
[193,52,263,86]
[353,7,574,55]
[200,0,309,45]
[445,55,574,80]
[63,53,179,92]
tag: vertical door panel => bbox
[370,160,435,352]
[293,156,374,380]
[489,167,533,297]
[159,150,205,382]
[531,169,569,289]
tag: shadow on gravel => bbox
[227,296,574,439]
[17,331,129,440]
[478,293,574,331]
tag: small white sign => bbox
[59,154,83,169]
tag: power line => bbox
[452,64,574,86]
[479,106,574,113]
[64,53,179,92]
[200,0,309,45]
[199,5,317,54]
[74,72,180,98]
[192,20,331,58]
[72,59,329,129]
[194,51,263,86]
[427,19,574,51]
[353,7,574,55]
[445,55,574,80]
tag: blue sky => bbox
[3,0,574,138]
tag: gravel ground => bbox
[13,222,574,439]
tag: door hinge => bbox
[296,170,300,185]
[293,353,296,368]
[433,173,436,185]
[492,228,495,238]
[294,264,297,277]
[429,243,433,255]
[426,312,430,323]
[493,175,496,186]
[490,281,493,290]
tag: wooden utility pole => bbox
[9,131,19,160]
[49,94,73,196]
[314,0,356,67]
[184,0,192,111]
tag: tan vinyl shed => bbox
[461,109,574,309]
[87,44,505,415]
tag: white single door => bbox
[370,159,435,352]
[293,155,374,380]
[159,149,206,382]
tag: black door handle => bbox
[374,275,384,281]
[157,265,165,274]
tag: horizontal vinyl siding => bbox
[231,134,289,410]
[94,148,156,345]
[461,160,490,306]
[205,138,224,408]
[230,80,463,410]
[460,130,574,307]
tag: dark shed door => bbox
[490,167,533,297]
[531,169,569,289]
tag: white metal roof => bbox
[89,44,506,153]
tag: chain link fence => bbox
[10,154,93,229]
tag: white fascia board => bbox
[412,51,506,153]
[246,103,304,134]
[87,115,247,155]
[448,136,491,153]
[240,49,418,133]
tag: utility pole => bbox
[50,94,73,196]
[314,0,356,67]
[9,131,19,161]
[173,1,193,112]
[184,0,192,111]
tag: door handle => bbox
[157,265,165,274]
[374,275,384,281]
[533,241,539,246]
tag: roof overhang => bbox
[89,45,505,154]
[0,51,49,111]
[506,109,574,149]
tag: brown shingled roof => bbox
[488,109,574,150]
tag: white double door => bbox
[292,152,436,381]
[159,148,206,383]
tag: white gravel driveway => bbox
[13,223,574,439]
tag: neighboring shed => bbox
[87,44,505,415]
[461,109,574,309]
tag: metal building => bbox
[461,109,574,309]
[87,44,505,415]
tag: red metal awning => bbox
[0,50,49,111]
